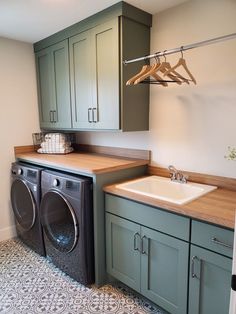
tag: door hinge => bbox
[231,274,236,291]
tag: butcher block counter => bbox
[14,146,149,175]
[104,174,236,230]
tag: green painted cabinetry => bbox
[141,226,189,314]
[189,220,233,314]
[106,213,141,291]
[34,2,152,131]
[70,19,119,130]
[188,245,232,314]
[105,194,233,314]
[106,196,190,314]
[35,40,71,129]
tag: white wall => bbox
[0,37,39,241]
[77,0,236,178]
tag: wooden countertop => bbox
[15,151,149,175]
[104,176,236,229]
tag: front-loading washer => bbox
[40,169,94,285]
[10,162,45,256]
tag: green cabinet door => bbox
[69,30,93,129]
[36,40,71,129]
[70,19,119,130]
[106,213,141,292]
[90,19,119,130]
[141,227,189,314]
[189,245,232,314]
[36,46,54,128]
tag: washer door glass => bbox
[11,179,36,231]
[40,191,78,253]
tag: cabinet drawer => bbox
[191,220,233,258]
[105,194,190,241]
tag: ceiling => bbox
[0,0,188,43]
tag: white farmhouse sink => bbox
[116,176,217,205]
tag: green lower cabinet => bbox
[106,213,141,291]
[188,245,232,314]
[141,227,189,314]
[106,213,189,314]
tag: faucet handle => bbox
[168,165,178,181]
[179,173,188,183]
[168,165,177,173]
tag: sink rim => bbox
[116,175,217,205]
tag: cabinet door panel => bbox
[106,213,140,292]
[70,31,93,129]
[91,19,119,130]
[52,41,71,128]
[141,227,189,314]
[189,245,232,314]
[36,49,54,128]
[36,40,71,129]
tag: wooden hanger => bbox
[152,53,183,85]
[134,56,168,86]
[158,52,189,84]
[163,48,197,84]
[126,63,152,85]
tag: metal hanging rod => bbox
[123,32,236,65]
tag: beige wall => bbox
[77,0,236,178]
[0,37,39,241]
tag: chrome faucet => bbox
[168,165,188,183]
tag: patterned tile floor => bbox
[0,239,165,314]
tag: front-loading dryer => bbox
[10,162,45,256]
[40,169,94,285]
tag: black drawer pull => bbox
[211,237,233,249]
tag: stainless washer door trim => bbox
[42,189,78,253]
[11,178,36,231]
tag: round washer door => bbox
[40,190,78,253]
[11,179,36,231]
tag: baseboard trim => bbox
[0,225,17,242]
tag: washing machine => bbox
[40,169,94,285]
[10,162,45,256]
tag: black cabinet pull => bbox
[133,232,141,252]
[211,237,233,249]
[92,108,98,123]
[49,111,53,123]
[141,235,149,255]
[52,110,57,123]
[88,108,93,123]
[191,255,200,278]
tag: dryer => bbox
[10,162,45,256]
[40,169,94,285]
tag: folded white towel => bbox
[44,133,67,143]
[37,147,74,154]
[41,142,71,149]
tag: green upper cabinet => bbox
[35,40,72,129]
[34,2,152,131]
[70,19,119,130]
[69,30,93,129]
